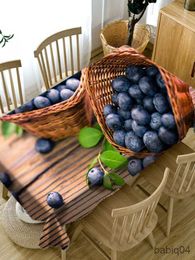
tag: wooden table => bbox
[0,134,132,250]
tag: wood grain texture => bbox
[0,134,132,250]
[0,130,195,259]
[153,0,195,87]
[0,60,24,115]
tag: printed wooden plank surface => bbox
[0,134,131,249]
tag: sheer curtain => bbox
[0,0,92,100]
[145,0,172,26]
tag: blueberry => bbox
[87,167,104,186]
[112,93,118,105]
[56,84,66,92]
[126,65,145,83]
[161,113,176,129]
[153,93,169,114]
[135,99,143,105]
[132,120,147,137]
[0,172,12,187]
[34,96,51,109]
[60,89,74,101]
[117,93,133,111]
[124,119,133,131]
[111,76,131,92]
[66,78,80,91]
[113,130,126,146]
[45,89,60,104]
[35,138,55,154]
[118,109,131,120]
[156,73,167,93]
[15,100,35,113]
[125,131,145,152]
[143,131,164,153]
[158,126,178,146]
[143,155,156,168]
[106,113,122,130]
[150,112,162,130]
[146,66,159,77]
[128,158,143,176]
[103,104,117,117]
[143,96,155,113]
[131,105,151,125]
[47,192,64,209]
[128,84,144,99]
[139,76,157,97]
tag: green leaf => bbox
[103,140,116,152]
[100,151,128,169]
[108,173,125,186]
[78,127,103,148]
[103,175,113,190]
[88,156,98,170]
[93,122,102,131]
[1,122,17,137]
[16,126,23,136]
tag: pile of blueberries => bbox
[104,65,179,154]
[14,77,80,114]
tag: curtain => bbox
[0,0,92,100]
[145,0,173,26]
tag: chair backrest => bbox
[110,168,169,248]
[169,152,195,196]
[34,27,82,90]
[0,60,24,114]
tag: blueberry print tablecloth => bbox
[0,134,131,249]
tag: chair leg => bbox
[2,185,9,200]
[61,249,66,260]
[111,249,117,260]
[148,231,156,249]
[167,197,174,237]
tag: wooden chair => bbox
[0,60,24,200]
[34,27,82,90]
[0,60,24,115]
[135,142,195,237]
[74,168,169,260]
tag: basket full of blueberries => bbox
[1,72,93,140]
[84,48,194,158]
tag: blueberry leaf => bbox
[108,173,125,186]
[103,175,113,190]
[1,122,18,137]
[93,122,102,131]
[103,140,116,152]
[78,127,103,148]
[100,151,128,169]
[16,126,23,136]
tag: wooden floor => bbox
[0,128,194,260]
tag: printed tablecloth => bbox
[0,134,131,249]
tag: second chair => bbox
[34,27,82,90]
[72,168,169,260]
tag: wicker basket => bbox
[0,72,93,141]
[83,47,194,158]
[100,20,150,56]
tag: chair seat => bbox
[140,142,195,198]
[82,184,158,251]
